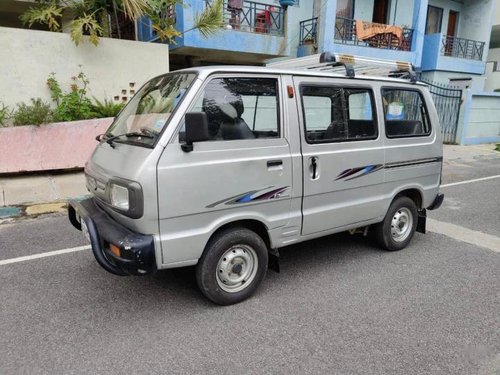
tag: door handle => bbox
[267,160,283,167]
[310,156,319,180]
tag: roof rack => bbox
[267,52,417,83]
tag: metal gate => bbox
[421,80,463,144]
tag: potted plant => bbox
[279,0,296,8]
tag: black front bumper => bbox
[68,198,156,276]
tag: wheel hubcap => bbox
[216,245,258,293]
[391,207,413,242]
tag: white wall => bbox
[485,47,500,91]
[459,0,494,47]
[462,92,500,143]
[388,0,414,27]
[353,0,374,21]
[495,0,500,25]
[427,0,462,36]
[351,0,414,26]
[0,27,169,108]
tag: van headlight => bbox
[106,178,144,218]
[110,184,129,210]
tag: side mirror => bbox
[181,112,209,152]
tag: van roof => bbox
[176,65,427,87]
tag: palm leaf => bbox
[120,0,148,20]
[194,0,224,38]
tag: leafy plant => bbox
[12,98,52,126]
[47,72,94,122]
[19,4,63,31]
[495,143,500,152]
[91,98,125,118]
[70,12,104,46]
[21,0,223,46]
[0,102,12,127]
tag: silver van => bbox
[68,54,444,305]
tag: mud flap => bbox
[268,248,280,273]
[417,208,426,234]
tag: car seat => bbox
[202,83,255,140]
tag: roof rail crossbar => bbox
[317,52,355,78]
[267,52,417,83]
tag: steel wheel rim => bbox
[216,245,258,293]
[391,207,413,242]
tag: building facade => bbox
[137,0,495,90]
[485,2,500,91]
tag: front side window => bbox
[382,89,431,137]
[106,73,196,147]
[301,86,377,143]
[184,77,279,141]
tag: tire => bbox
[196,227,268,305]
[375,196,418,251]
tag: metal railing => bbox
[206,0,284,36]
[334,17,413,51]
[299,17,318,45]
[441,35,485,61]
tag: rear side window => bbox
[382,89,431,137]
[300,86,377,143]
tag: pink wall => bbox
[0,118,113,174]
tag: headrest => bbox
[202,82,244,121]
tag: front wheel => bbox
[375,196,418,251]
[196,228,268,305]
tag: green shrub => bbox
[91,98,125,118]
[47,71,94,122]
[12,98,52,126]
[495,144,500,152]
[0,101,12,127]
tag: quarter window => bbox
[301,86,377,143]
[382,89,431,137]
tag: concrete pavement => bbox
[0,172,88,219]
[0,144,499,220]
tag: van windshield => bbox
[105,73,196,147]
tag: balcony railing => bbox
[441,35,485,61]
[299,17,318,45]
[334,17,413,51]
[205,0,284,36]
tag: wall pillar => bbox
[411,0,428,69]
[317,0,337,53]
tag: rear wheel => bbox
[375,196,418,251]
[196,227,268,305]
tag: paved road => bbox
[1,157,499,374]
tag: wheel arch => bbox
[208,219,272,251]
[393,188,424,209]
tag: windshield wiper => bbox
[103,128,157,148]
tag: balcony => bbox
[422,33,486,74]
[212,0,285,36]
[299,17,318,46]
[161,0,287,64]
[297,17,318,57]
[334,17,413,52]
[441,36,485,61]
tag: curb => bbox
[0,195,90,223]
